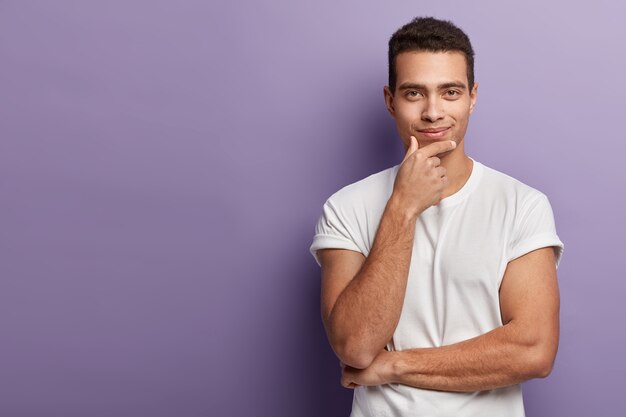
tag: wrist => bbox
[387,194,421,221]
[384,351,405,384]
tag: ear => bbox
[469,82,478,114]
[383,85,396,118]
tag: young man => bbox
[309,17,564,416]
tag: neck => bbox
[438,143,473,199]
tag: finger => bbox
[419,140,457,158]
[402,136,418,163]
[436,166,447,178]
[341,374,359,389]
[428,156,441,168]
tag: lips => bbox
[417,127,450,139]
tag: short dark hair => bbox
[388,17,475,93]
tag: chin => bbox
[416,137,453,147]
[437,149,455,158]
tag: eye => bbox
[445,90,461,98]
[406,90,422,99]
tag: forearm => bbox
[328,196,416,368]
[388,321,553,392]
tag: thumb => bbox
[403,136,418,162]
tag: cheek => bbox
[451,107,470,125]
[395,104,419,127]
[452,113,471,136]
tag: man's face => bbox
[384,51,478,153]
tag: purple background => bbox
[1,1,623,416]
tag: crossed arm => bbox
[318,202,560,393]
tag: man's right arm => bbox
[319,137,455,369]
[319,196,416,369]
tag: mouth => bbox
[417,127,451,139]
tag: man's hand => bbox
[340,350,395,389]
[392,136,456,217]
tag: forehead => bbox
[395,51,468,87]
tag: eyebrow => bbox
[398,82,467,91]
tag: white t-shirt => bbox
[309,158,564,417]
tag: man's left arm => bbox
[341,246,560,392]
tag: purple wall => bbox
[1,1,623,416]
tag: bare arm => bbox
[319,198,415,369]
[341,246,560,391]
[320,138,456,369]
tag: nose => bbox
[421,97,445,122]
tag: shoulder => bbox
[325,164,399,209]
[475,161,564,266]
[311,165,399,263]
[476,160,548,207]
[476,160,560,246]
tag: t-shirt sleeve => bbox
[508,193,564,268]
[309,198,365,267]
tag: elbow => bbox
[534,354,555,379]
[526,344,557,379]
[326,317,378,369]
[333,338,377,370]
[325,317,384,369]
[339,353,374,370]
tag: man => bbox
[309,17,564,416]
